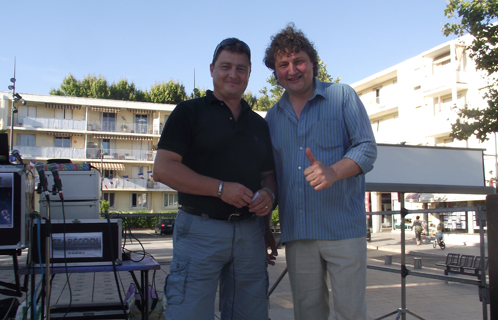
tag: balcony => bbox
[363,96,398,118]
[13,146,155,162]
[423,111,459,138]
[87,148,155,161]
[88,121,151,134]
[102,178,174,191]
[21,117,86,130]
[423,69,469,98]
[14,146,86,159]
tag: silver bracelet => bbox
[262,187,276,204]
[217,181,224,198]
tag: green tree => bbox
[256,87,273,111]
[147,80,188,104]
[443,0,498,141]
[51,74,186,104]
[50,73,82,96]
[243,91,258,109]
[109,79,147,101]
[189,87,207,99]
[100,200,110,214]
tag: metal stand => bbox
[375,193,425,320]
[0,249,28,297]
[268,267,287,298]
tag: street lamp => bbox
[100,148,108,200]
[7,58,26,152]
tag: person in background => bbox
[263,24,377,320]
[412,215,425,245]
[153,37,277,320]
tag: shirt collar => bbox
[277,77,327,110]
[206,90,251,112]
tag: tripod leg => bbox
[406,310,425,319]
[374,309,400,320]
[268,267,287,298]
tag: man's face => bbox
[274,50,314,98]
[210,49,251,101]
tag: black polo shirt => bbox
[157,90,275,218]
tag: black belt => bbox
[180,206,254,223]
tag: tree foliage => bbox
[253,56,340,111]
[51,74,187,104]
[443,0,498,141]
[148,80,188,104]
[190,87,207,99]
[243,91,258,109]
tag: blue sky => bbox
[1,0,458,99]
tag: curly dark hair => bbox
[263,23,318,78]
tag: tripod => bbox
[375,193,424,320]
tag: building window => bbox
[164,193,178,208]
[102,113,116,132]
[131,193,148,208]
[375,88,381,104]
[103,170,115,178]
[55,108,73,119]
[54,137,70,148]
[135,114,148,134]
[103,192,115,208]
[433,52,451,75]
[17,106,37,126]
[18,134,35,146]
[102,139,111,155]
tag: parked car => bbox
[154,219,175,235]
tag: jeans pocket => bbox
[165,255,190,305]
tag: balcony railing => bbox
[14,146,86,159]
[102,178,174,190]
[87,148,154,161]
[16,117,158,135]
[13,146,155,161]
[424,70,468,93]
[22,117,86,130]
[88,121,150,134]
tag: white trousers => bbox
[285,237,367,320]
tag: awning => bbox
[47,132,84,137]
[90,106,121,113]
[89,162,125,171]
[92,134,153,141]
[128,108,155,114]
[45,103,82,110]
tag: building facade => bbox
[0,92,178,213]
[351,33,496,236]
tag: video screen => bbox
[0,173,14,229]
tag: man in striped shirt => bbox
[264,24,377,320]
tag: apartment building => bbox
[352,33,496,235]
[0,92,178,213]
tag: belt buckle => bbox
[228,213,242,223]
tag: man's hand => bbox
[264,228,278,266]
[248,189,273,217]
[304,147,337,191]
[220,181,253,208]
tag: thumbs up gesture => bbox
[304,147,336,191]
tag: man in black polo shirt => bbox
[153,38,277,320]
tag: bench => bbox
[462,256,489,279]
[435,253,460,275]
[435,253,488,278]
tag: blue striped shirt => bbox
[265,80,377,242]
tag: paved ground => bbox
[0,229,491,319]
